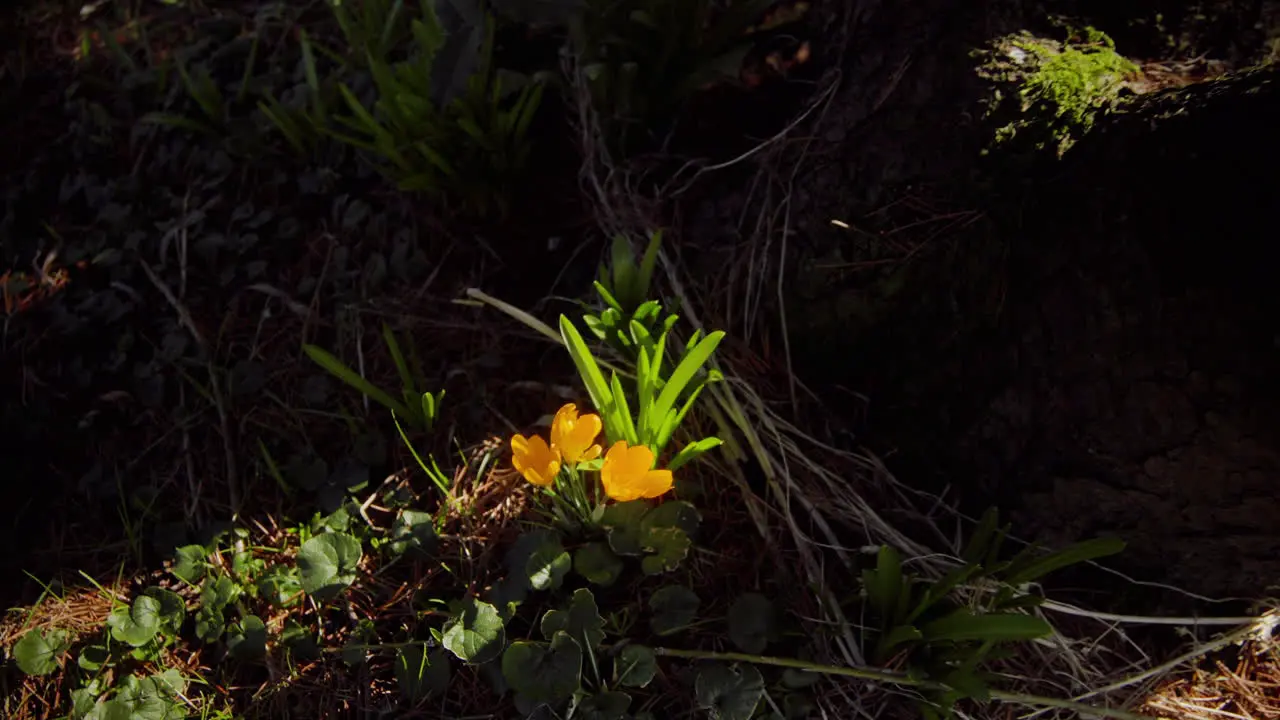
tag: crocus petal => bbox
[601,441,671,502]
[635,469,674,499]
[551,403,604,464]
[511,433,560,487]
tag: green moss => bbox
[976,25,1139,158]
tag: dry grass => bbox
[1141,636,1280,720]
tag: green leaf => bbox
[195,606,225,643]
[12,628,69,675]
[574,542,624,586]
[227,615,268,661]
[640,527,691,575]
[139,587,185,634]
[577,690,631,720]
[526,537,572,591]
[540,588,605,651]
[77,644,110,672]
[1001,537,1126,586]
[667,437,723,472]
[303,344,411,418]
[961,508,1000,565]
[501,632,582,706]
[71,686,101,718]
[506,529,562,587]
[201,574,240,611]
[865,545,904,621]
[297,532,363,600]
[647,330,724,446]
[905,564,982,625]
[609,372,639,445]
[695,663,765,720]
[877,624,924,658]
[600,501,648,556]
[395,644,451,703]
[389,509,438,558]
[727,593,777,654]
[559,316,614,429]
[641,500,700,539]
[613,644,656,688]
[486,574,528,621]
[107,596,162,647]
[649,585,699,636]
[171,544,207,584]
[257,567,303,608]
[104,671,188,720]
[442,597,506,664]
[920,610,1052,643]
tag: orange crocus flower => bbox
[550,403,602,464]
[600,441,673,502]
[511,433,561,487]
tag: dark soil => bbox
[680,0,1280,606]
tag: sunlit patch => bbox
[1,255,85,316]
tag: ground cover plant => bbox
[3,1,1279,720]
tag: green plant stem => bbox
[650,647,1154,720]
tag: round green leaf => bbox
[695,663,765,720]
[442,597,506,664]
[170,544,208,584]
[640,500,700,539]
[506,529,569,591]
[539,588,605,651]
[640,527,691,575]
[613,644,656,688]
[649,585,699,636]
[574,542,623,586]
[107,596,162,647]
[486,574,528,621]
[600,501,648,556]
[297,531,363,600]
[140,587,186,634]
[576,690,631,720]
[195,606,226,643]
[77,644,110,672]
[227,615,268,661]
[501,632,582,705]
[200,574,240,611]
[390,509,438,558]
[527,542,571,591]
[108,671,187,720]
[727,593,778,654]
[12,629,70,676]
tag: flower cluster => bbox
[511,403,673,502]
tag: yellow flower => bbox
[511,433,561,487]
[600,441,673,502]
[550,403,603,464]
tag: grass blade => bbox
[303,343,410,418]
